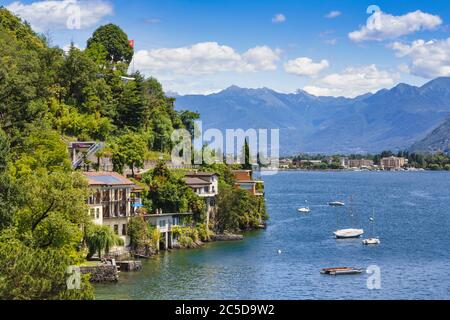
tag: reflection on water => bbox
[95,171,450,300]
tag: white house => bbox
[85,172,142,251]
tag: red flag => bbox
[128,40,135,48]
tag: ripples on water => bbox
[95,171,450,300]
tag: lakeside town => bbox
[279,151,450,171]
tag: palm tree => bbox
[86,225,124,259]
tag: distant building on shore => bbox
[380,156,407,170]
[340,158,374,169]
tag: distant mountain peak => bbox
[421,76,450,91]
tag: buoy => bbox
[278,250,282,255]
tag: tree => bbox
[14,171,90,248]
[0,230,93,300]
[85,224,124,259]
[58,45,97,108]
[14,126,72,176]
[178,110,200,138]
[110,131,147,176]
[127,216,152,252]
[0,130,20,229]
[115,73,146,129]
[215,182,267,233]
[143,161,205,216]
[86,24,134,65]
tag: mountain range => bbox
[174,77,450,155]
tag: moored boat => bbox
[329,201,345,207]
[362,238,380,245]
[321,267,364,275]
[334,228,364,239]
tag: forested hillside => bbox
[0,7,198,299]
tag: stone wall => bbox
[80,265,119,283]
[117,261,143,272]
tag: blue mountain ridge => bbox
[174,77,450,155]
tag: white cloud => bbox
[6,0,113,32]
[272,13,286,24]
[303,65,398,97]
[325,11,341,19]
[133,42,281,76]
[391,38,450,78]
[349,10,442,42]
[284,57,329,77]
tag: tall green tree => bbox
[110,131,147,176]
[58,45,97,109]
[86,24,134,65]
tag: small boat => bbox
[298,207,311,213]
[321,267,364,275]
[329,201,345,207]
[334,228,364,239]
[362,210,380,245]
[362,238,380,245]
[298,200,310,214]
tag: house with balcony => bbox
[183,172,219,229]
[85,172,142,250]
[232,170,264,196]
[147,211,193,250]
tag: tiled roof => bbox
[185,172,218,177]
[183,177,211,187]
[84,172,135,186]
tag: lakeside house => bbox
[381,156,407,170]
[183,172,219,229]
[147,211,193,250]
[232,170,264,196]
[85,172,142,251]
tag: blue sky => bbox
[2,0,450,96]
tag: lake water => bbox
[94,171,450,300]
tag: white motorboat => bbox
[334,228,364,239]
[329,201,345,207]
[362,238,380,245]
[298,200,310,213]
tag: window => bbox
[90,209,95,218]
[122,224,127,236]
[159,220,166,228]
[173,217,180,226]
[96,208,100,220]
[114,225,119,235]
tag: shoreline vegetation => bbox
[0,8,267,299]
